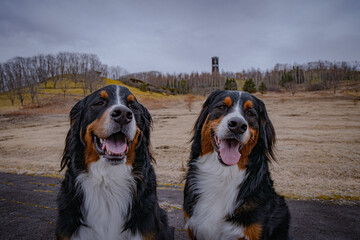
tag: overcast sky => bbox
[0,0,359,73]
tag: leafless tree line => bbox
[120,71,226,95]
[0,52,128,105]
[230,61,360,94]
[262,61,360,94]
[120,60,360,95]
[2,54,358,106]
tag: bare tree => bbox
[80,54,105,94]
[101,64,109,78]
[10,57,27,106]
[109,66,128,80]
[27,57,40,104]
[85,71,104,94]
[80,53,90,96]
[329,63,340,94]
[59,80,69,97]
[68,52,81,87]
[0,63,5,93]
[34,54,49,88]
[184,94,196,112]
[3,63,17,105]
[46,54,58,88]
[88,54,103,73]
[56,52,68,89]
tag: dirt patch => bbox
[0,92,359,201]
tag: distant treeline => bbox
[121,60,360,95]
[120,71,225,95]
[0,52,128,105]
[1,51,359,107]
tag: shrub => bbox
[224,78,238,90]
[279,72,293,88]
[280,72,296,95]
[258,82,267,94]
[243,78,257,93]
[139,83,148,92]
[306,83,326,91]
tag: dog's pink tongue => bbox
[219,139,241,165]
[104,135,127,154]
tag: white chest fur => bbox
[186,152,247,240]
[72,158,140,240]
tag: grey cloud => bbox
[0,0,359,73]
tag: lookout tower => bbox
[212,56,219,74]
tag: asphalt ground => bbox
[0,172,359,240]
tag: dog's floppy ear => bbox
[256,97,276,161]
[192,90,222,137]
[190,90,222,159]
[138,103,152,142]
[131,102,154,164]
[234,97,276,209]
[60,99,86,171]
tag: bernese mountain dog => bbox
[183,90,290,240]
[56,85,174,240]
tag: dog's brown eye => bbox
[217,104,227,110]
[246,110,256,117]
[128,104,137,110]
[93,100,105,106]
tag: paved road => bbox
[0,172,359,240]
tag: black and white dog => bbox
[184,90,290,240]
[56,85,174,240]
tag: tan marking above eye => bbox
[224,96,232,107]
[244,100,253,111]
[100,90,108,99]
[127,94,134,102]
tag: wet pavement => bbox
[0,172,359,240]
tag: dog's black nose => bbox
[110,106,133,124]
[228,117,247,134]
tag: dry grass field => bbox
[0,87,359,203]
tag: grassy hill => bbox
[0,77,180,113]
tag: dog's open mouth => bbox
[93,132,129,162]
[212,132,243,166]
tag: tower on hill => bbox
[212,56,219,74]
